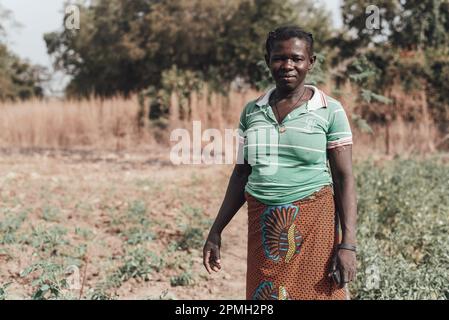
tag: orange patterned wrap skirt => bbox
[245,185,348,300]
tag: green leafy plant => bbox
[351,158,449,299]
[0,282,11,300]
[170,272,195,287]
[177,227,204,251]
[42,206,60,222]
[121,227,154,245]
[0,211,28,244]
[107,248,164,288]
[20,261,72,300]
[26,225,69,253]
[74,227,95,240]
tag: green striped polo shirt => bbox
[238,85,353,205]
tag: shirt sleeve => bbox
[238,107,247,135]
[237,104,248,163]
[326,104,353,149]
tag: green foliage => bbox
[20,261,71,300]
[45,0,333,97]
[305,52,327,86]
[352,159,449,299]
[0,44,45,101]
[170,271,195,287]
[110,198,157,244]
[174,205,211,251]
[339,0,449,51]
[42,206,60,222]
[0,5,45,101]
[0,210,28,244]
[26,225,69,253]
[0,282,11,300]
[121,227,154,245]
[254,60,273,91]
[347,55,381,90]
[74,227,95,240]
[336,0,449,130]
[177,227,204,251]
[351,114,373,134]
[425,48,449,124]
[108,248,164,287]
[86,288,117,300]
[127,200,147,222]
[391,0,449,50]
[360,89,392,104]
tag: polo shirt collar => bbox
[255,85,328,111]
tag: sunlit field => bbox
[1,89,448,299]
[1,0,448,302]
[0,147,447,299]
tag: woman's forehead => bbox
[271,38,309,55]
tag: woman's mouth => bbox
[280,75,296,81]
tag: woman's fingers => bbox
[203,249,212,274]
[328,252,338,278]
[203,242,221,274]
[343,269,350,287]
[339,266,356,287]
[210,248,221,272]
[348,269,356,282]
[336,249,357,286]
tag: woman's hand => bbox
[203,232,222,274]
[335,249,357,288]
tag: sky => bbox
[1,0,343,95]
[1,0,70,94]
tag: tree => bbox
[331,0,449,153]
[44,0,333,98]
[0,5,45,101]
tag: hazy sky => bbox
[2,0,66,67]
[1,0,343,93]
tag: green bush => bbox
[170,272,195,287]
[352,158,449,299]
[177,227,204,251]
[107,248,164,288]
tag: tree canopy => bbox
[44,0,333,98]
[0,5,45,101]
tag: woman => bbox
[203,26,357,300]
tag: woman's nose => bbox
[280,59,294,70]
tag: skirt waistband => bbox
[245,184,333,206]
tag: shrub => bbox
[352,158,449,299]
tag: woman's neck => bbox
[275,84,307,101]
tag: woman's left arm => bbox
[328,144,357,286]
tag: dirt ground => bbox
[0,147,248,300]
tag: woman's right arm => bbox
[203,161,251,274]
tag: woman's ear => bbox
[308,54,316,71]
[264,54,270,66]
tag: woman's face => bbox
[265,38,315,92]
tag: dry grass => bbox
[0,87,444,158]
[0,97,153,151]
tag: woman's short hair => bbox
[265,26,314,57]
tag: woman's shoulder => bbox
[242,87,275,114]
[240,97,261,115]
[320,90,345,112]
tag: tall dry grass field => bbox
[0,87,444,157]
[0,97,152,151]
